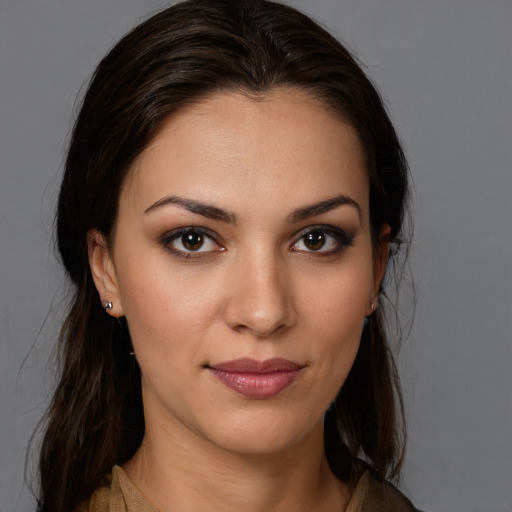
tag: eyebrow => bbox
[144,195,237,223]
[288,194,361,222]
[144,193,360,224]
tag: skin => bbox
[88,88,389,512]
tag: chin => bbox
[198,408,324,458]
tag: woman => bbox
[37,0,417,510]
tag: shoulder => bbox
[365,472,420,512]
[75,466,157,512]
[74,469,119,512]
[347,463,421,512]
[75,482,112,512]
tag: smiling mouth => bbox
[206,358,304,399]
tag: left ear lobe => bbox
[87,229,124,317]
[371,223,391,303]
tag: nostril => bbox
[221,259,297,337]
[224,301,296,338]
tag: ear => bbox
[367,223,391,315]
[87,229,124,317]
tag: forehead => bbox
[121,88,369,217]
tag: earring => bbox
[370,300,377,311]
[103,300,113,311]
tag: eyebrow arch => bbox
[144,195,237,223]
[288,194,361,223]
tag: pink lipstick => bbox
[207,358,303,399]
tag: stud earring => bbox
[103,300,113,311]
[370,300,377,311]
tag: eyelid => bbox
[161,226,225,258]
[289,224,355,254]
[160,224,354,260]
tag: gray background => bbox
[1,1,510,511]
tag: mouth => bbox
[206,358,304,399]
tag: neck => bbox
[123,418,349,512]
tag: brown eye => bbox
[182,232,204,251]
[290,226,354,255]
[303,231,326,251]
[164,228,223,257]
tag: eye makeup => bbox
[161,227,225,260]
[290,225,355,256]
[160,223,356,262]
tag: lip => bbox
[207,358,304,399]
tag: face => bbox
[89,89,387,456]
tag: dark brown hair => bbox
[37,1,410,510]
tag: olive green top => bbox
[78,465,419,511]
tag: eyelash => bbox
[161,225,354,260]
[290,225,355,256]
[162,227,223,260]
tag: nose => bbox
[222,251,297,338]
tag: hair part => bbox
[37,1,410,510]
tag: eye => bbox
[163,228,224,257]
[290,226,353,254]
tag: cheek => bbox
[297,257,372,381]
[116,255,223,353]
[299,255,373,328]
[307,298,364,376]
[303,308,364,412]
